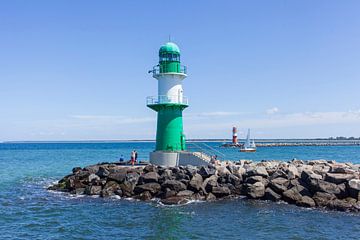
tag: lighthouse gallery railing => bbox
[150,65,187,77]
[146,95,188,105]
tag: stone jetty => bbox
[49,160,360,212]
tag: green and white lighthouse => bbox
[147,42,188,166]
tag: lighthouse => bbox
[147,42,188,166]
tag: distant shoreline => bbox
[2,138,360,144]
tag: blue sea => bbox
[0,142,359,239]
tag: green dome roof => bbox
[159,42,180,54]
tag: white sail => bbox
[240,129,256,152]
[244,129,251,148]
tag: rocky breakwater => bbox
[48,160,360,212]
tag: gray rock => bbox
[75,188,85,195]
[202,175,218,193]
[264,187,281,201]
[245,176,264,184]
[177,190,194,197]
[139,171,159,184]
[84,165,100,173]
[126,172,140,185]
[96,167,110,178]
[134,183,161,195]
[120,181,136,196]
[108,172,127,183]
[327,199,354,211]
[72,167,82,173]
[301,170,322,184]
[188,173,203,192]
[198,166,216,178]
[161,196,188,205]
[212,186,231,198]
[287,165,299,179]
[101,181,120,197]
[312,192,336,207]
[282,185,310,203]
[139,191,152,201]
[143,165,157,173]
[85,185,102,195]
[330,164,355,174]
[246,182,265,199]
[269,177,289,194]
[308,179,341,195]
[325,173,356,184]
[162,180,187,192]
[271,169,288,179]
[246,166,269,178]
[296,196,316,208]
[88,173,100,182]
[158,188,177,199]
[205,192,217,201]
[347,179,360,199]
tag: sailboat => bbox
[240,129,256,152]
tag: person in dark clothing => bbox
[135,151,138,163]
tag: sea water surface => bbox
[0,142,359,239]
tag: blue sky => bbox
[1,0,360,141]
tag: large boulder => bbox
[205,192,217,201]
[212,186,231,198]
[139,171,159,184]
[83,165,100,174]
[88,173,100,183]
[264,187,281,201]
[312,192,336,207]
[308,179,341,195]
[325,173,357,184]
[139,191,152,201]
[246,182,265,199]
[108,172,127,183]
[287,165,299,179]
[326,199,354,212]
[296,196,316,208]
[301,170,322,184]
[134,183,161,195]
[85,185,102,195]
[177,190,194,198]
[161,196,188,205]
[162,180,187,192]
[188,173,203,192]
[282,185,310,203]
[143,165,157,173]
[330,164,355,174]
[198,166,216,178]
[246,166,269,178]
[347,179,360,199]
[101,181,120,197]
[245,176,264,184]
[96,167,110,178]
[269,177,289,194]
[202,175,218,193]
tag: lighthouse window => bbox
[159,53,180,61]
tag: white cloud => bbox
[266,107,279,115]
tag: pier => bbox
[222,140,360,148]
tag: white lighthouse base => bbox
[150,151,211,167]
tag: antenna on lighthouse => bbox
[168,34,171,42]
